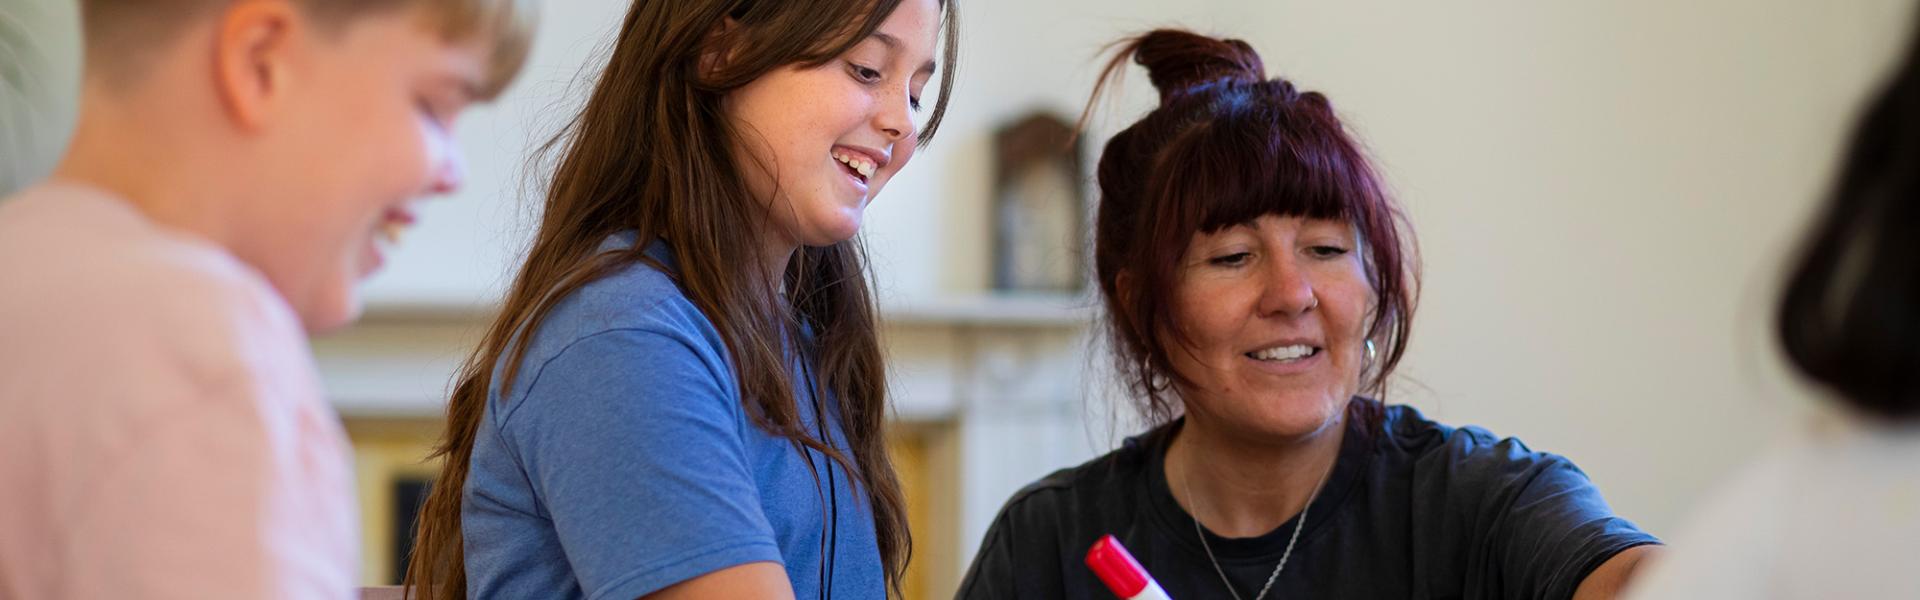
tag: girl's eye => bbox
[1209,252,1252,267]
[909,96,923,112]
[849,63,883,83]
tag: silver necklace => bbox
[1182,463,1328,600]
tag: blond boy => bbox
[0,1,534,597]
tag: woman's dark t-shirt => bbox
[957,400,1658,600]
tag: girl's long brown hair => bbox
[403,1,958,597]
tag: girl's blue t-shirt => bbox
[462,232,884,600]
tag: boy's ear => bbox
[698,17,741,81]
[212,0,301,131]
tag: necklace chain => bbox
[1182,461,1328,600]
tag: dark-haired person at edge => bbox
[399,0,959,599]
[1623,11,1920,600]
[957,29,1659,600]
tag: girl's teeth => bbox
[834,152,876,178]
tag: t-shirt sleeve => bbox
[957,486,1070,600]
[957,506,1024,599]
[500,328,787,600]
[1461,437,1661,600]
[66,364,352,600]
[69,388,289,599]
[61,272,353,600]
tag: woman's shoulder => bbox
[992,424,1171,524]
[1383,404,1553,458]
[1375,403,1590,488]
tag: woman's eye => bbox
[1209,252,1252,267]
[1308,245,1351,259]
[909,96,923,112]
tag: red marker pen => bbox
[1085,534,1174,600]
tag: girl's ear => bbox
[698,17,741,80]
[1115,269,1138,315]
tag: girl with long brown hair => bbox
[402,0,957,598]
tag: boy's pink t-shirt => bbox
[0,183,358,598]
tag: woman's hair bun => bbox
[1127,29,1267,103]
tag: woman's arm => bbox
[1573,546,1658,600]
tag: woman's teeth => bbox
[834,151,877,179]
[1249,344,1318,362]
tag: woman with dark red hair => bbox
[958,29,1658,600]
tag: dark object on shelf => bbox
[992,112,1087,293]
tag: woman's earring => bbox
[1365,339,1377,365]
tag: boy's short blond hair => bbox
[79,0,536,99]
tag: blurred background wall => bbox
[3,0,1914,597]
